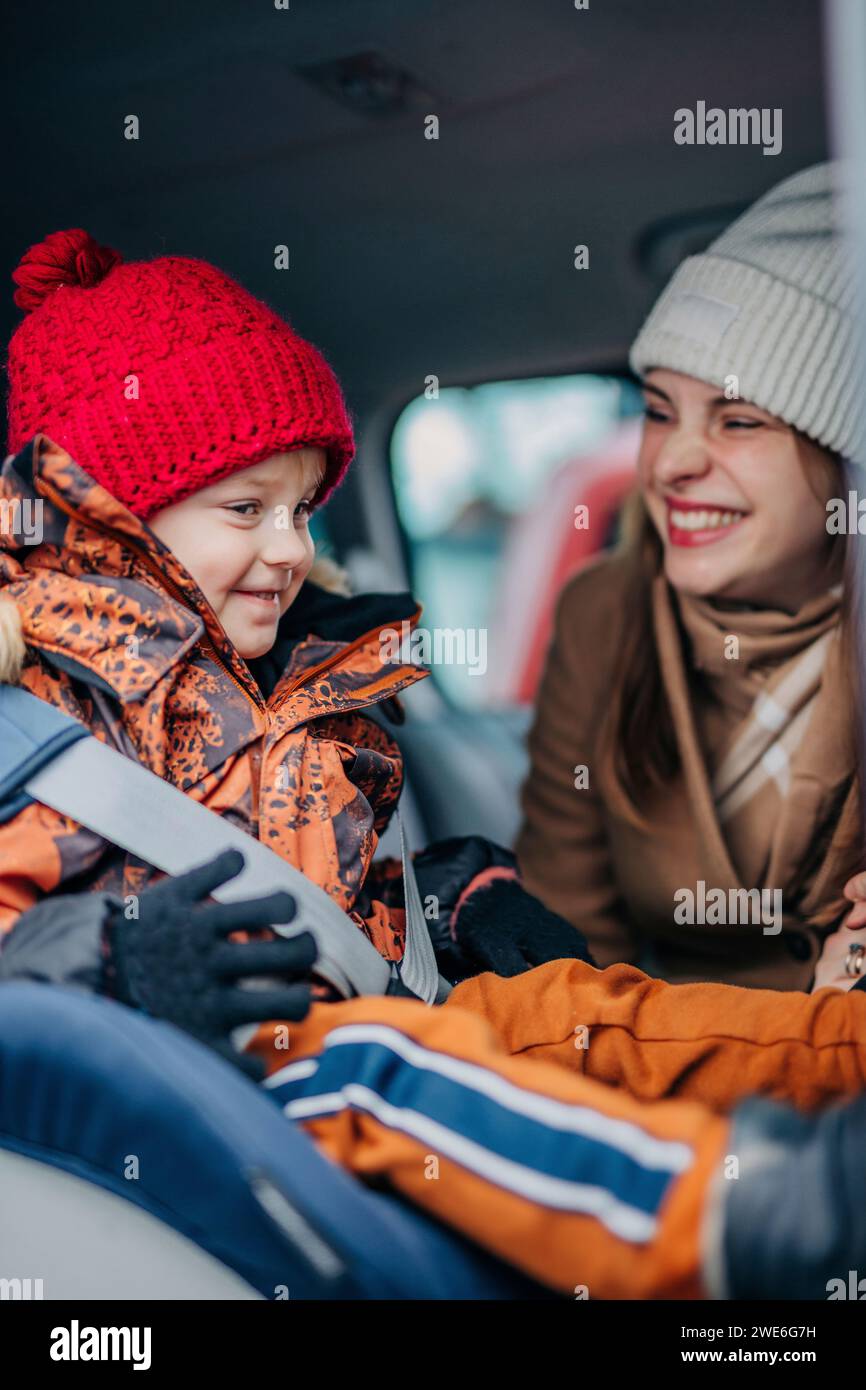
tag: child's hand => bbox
[104,849,317,1077]
[413,835,597,981]
[453,877,597,978]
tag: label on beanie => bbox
[658,291,740,346]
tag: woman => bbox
[517,161,866,991]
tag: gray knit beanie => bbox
[629,162,865,464]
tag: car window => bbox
[390,373,644,709]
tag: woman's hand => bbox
[811,871,866,992]
[843,870,866,927]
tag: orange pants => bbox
[247,960,866,1298]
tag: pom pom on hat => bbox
[5,228,355,516]
[12,228,123,311]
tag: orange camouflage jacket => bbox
[0,433,430,973]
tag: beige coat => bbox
[516,550,860,990]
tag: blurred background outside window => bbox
[391,374,644,709]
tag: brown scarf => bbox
[653,573,858,922]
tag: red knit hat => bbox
[5,228,355,518]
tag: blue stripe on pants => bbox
[265,1023,693,1244]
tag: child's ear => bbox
[307,555,352,596]
[0,595,26,684]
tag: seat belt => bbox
[1,686,450,1004]
[397,812,452,1004]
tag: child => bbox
[2,228,866,1300]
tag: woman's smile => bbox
[664,496,750,547]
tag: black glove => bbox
[454,877,596,978]
[104,848,317,1081]
[413,835,595,982]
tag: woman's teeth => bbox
[670,508,745,531]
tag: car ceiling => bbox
[3,0,828,429]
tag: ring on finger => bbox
[845,944,866,978]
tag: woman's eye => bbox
[642,405,671,423]
[724,419,762,430]
[294,500,313,522]
[225,502,260,517]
